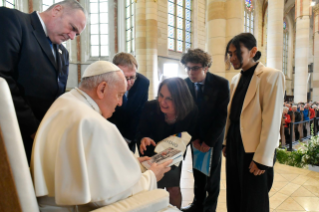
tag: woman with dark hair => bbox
[137,77,197,209]
[222,33,285,212]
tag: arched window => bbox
[283,21,288,75]
[168,0,192,52]
[1,0,15,8]
[244,0,254,34]
[89,0,109,57]
[126,0,134,53]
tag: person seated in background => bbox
[108,52,150,152]
[31,61,173,212]
[292,105,301,141]
[283,107,291,143]
[137,77,198,209]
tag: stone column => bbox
[294,0,311,102]
[266,0,284,70]
[206,0,226,78]
[135,0,148,95]
[312,5,319,101]
[225,0,243,81]
[145,0,158,99]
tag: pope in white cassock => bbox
[30,61,176,212]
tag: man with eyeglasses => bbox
[181,49,230,212]
[109,52,150,152]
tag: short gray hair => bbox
[47,0,87,16]
[283,107,289,112]
[79,71,123,90]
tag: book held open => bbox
[141,147,183,169]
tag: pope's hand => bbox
[137,156,151,163]
[149,159,172,182]
[140,137,156,155]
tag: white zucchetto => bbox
[82,61,121,78]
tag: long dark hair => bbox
[157,77,195,121]
[225,33,261,69]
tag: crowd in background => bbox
[282,101,319,144]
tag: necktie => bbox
[47,37,56,61]
[195,83,204,107]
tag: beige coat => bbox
[223,63,285,167]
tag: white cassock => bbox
[30,88,158,212]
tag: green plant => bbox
[303,134,319,166]
[276,147,306,168]
[276,123,319,168]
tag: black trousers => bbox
[294,125,300,141]
[191,138,222,212]
[226,122,273,212]
[284,127,290,144]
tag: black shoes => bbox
[181,203,203,212]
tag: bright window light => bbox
[163,64,178,78]
[311,1,316,6]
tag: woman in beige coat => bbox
[222,33,285,212]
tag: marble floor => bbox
[180,148,319,212]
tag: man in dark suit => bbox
[0,0,87,162]
[181,49,229,212]
[109,52,150,152]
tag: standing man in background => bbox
[109,52,150,152]
[0,0,87,162]
[181,49,229,212]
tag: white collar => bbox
[75,88,102,115]
[36,11,48,37]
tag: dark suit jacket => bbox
[185,72,230,147]
[136,100,198,156]
[0,8,69,154]
[108,73,149,146]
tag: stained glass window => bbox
[126,0,135,53]
[1,0,15,8]
[168,0,192,52]
[283,21,287,30]
[89,0,109,57]
[283,21,288,75]
[244,0,254,34]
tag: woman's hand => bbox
[139,137,156,155]
[249,161,265,176]
[222,146,226,157]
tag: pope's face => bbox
[47,6,87,44]
[99,72,127,119]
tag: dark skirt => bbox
[157,163,183,188]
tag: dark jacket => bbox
[0,8,69,155]
[136,100,198,157]
[108,73,149,144]
[185,72,230,147]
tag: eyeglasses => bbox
[125,76,137,81]
[186,66,204,72]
